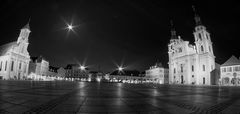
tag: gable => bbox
[221,55,240,67]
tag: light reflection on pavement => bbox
[0,80,240,114]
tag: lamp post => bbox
[118,67,123,71]
[67,24,73,30]
[118,67,124,75]
[80,65,86,71]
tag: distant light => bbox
[88,78,91,82]
[67,24,73,30]
[80,65,86,70]
[118,67,123,71]
[97,78,101,82]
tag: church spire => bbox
[22,18,31,30]
[170,20,177,39]
[192,5,202,26]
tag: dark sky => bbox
[1,0,239,72]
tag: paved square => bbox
[0,80,240,114]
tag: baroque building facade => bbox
[29,56,49,76]
[145,63,169,84]
[220,55,240,85]
[65,64,89,79]
[0,23,31,80]
[168,9,215,85]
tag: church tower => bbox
[192,6,215,85]
[17,22,31,43]
[17,22,31,55]
[193,6,213,56]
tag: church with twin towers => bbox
[168,6,215,85]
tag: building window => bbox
[179,48,182,53]
[203,65,205,71]
[19,63,22,69]
[234,66,240,71]
[174,76,175,79]
[222,68,226,72]
[203,77,205,84]
[5,61,7,71]
[201,46,204,52]
[227,67,232,72]
[181,64,183,72]
[11,61,14,71]
[234,66,237,72]
[0,61,2,71]
[24,64,27,73]
[174,68,176,74]
[192,75,194,78]
[198,34,202,40]
[192,65,194,72]
[181,75,184,84]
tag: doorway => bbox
[181,75,183,84]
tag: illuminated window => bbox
[203,65,205,71]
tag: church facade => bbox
[0,23,31,80]
[168,10,215,85]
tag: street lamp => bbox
[67,24,73,30]
[80,65,86,71]
[118,67,123,71]
[118,66,124,75]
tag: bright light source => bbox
[118,67,123,71]
[88,78,91,82]
[67,25,73,30]
[97,78,101,82]
[80,65,86,70]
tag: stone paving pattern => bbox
[0,80,240,114]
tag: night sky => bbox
[1,0,239,72]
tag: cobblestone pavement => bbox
[0,80,240,114]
